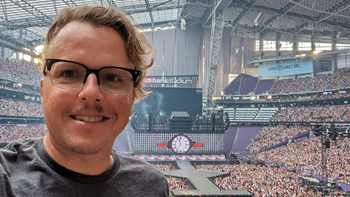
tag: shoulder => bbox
[0,138,39,165]
[0,138,38,154]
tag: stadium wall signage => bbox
[259,59,313,77]
[143,75,198,88]
[145,77,192,84]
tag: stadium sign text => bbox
[267,64,301,72]
[259,59,313,77]
[144,77,193,84]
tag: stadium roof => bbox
[1,0,350,55]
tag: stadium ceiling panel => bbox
[255,0,288,10]
[0,0,350,54]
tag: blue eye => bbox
[62,70,76,78]
[107,75,121,81]
[103,74,123,82]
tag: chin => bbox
[65,138,110,155]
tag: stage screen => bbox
[132,87,202,118]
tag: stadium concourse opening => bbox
[3,0,350,196]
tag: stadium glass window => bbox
[263,40,276,51]
[315,43,332,51]
[280,41,293,51]
[255,40,260,51]
[298,42,311,51]
[337,43,350,50]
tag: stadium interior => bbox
[2,0,350,196]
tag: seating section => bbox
[235,108,258,121]
[0,125,47,142]
[0,59,41,86]
[252,137,350,185]
[254,108,278,121]
[272,105,350,122]
[224,126,238,155]
[254,79,274,94]
[224,74,242,95]
[223,68,350,97]
[0,98,43,117]
[249,125,310,153]
[270,68,350,94]
[239,74,258,95]
[225,74,262,95]
[231,126,262,153]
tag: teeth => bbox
[74,115,104,123]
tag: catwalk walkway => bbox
[163,161,252,197]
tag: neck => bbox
[43,135,114,176]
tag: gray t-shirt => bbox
[0,138,169,197]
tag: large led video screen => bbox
[132,87,202,118]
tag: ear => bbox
[40,78,45,109]
[132,88,137,104]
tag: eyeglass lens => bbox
[49,61,134,95]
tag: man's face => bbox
[41,21,135,155]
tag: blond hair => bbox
[43,5,154,101]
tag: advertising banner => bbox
[259,59,313,77]
[291,131,310,143]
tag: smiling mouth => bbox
[70,115,109,123]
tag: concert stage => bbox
[163,161,252,197]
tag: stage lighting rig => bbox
[312,124,324,136]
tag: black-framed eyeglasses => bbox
[44,59,141,95]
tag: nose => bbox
[78,74,104,103]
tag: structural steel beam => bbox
[8,0,52,26]
[230,1,350,33]
[0,14,44,53]
[0,36,37,57]
[145,0,155,30]
[106,0,117,7]
[61,0,77,6]
[297,0,350,33]
[207,0,232,104]
[0,2,184,28]
[231,0,257,29]
[263,0,301,29]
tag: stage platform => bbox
[163,161,252,197]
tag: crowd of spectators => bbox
[0,98,43,117]
[166,176,193,191]
[151,163,177,171]
[312,92,350,100]
[272,105,350,122]
[0,59,41,87]
[272,91,350,102]
[193,163,229,172]
[252,136,350,185]
[0,124,46,142]
[249,125,310,153]
[151,163,193,191]
[270,68,350,95]
[196,163,339,197]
